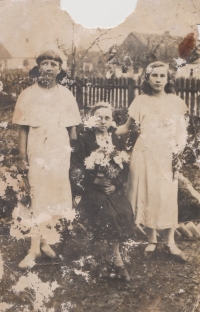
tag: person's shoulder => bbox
[79,131,95,142]
[19,83,37,96]
[16,83,37,103]
[133,94,149,103]
[129,94,149,110]
[168,93,188,113]
[58,84,73,95]
[167,93,186,105]
[111,131,118,141]
[168,93,180,99]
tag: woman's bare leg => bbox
[40,238,56,258]
[18,235,41,269]
[144,228,157,255]
[164,228,187,261]
[113,241,124,267]
[112,241,130,281]
[164,227,175,245]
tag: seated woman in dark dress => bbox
[71,102,134,281]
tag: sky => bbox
[60,0,138,28]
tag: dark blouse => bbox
[70,131,129,196]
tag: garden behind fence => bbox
[1,72,200,116]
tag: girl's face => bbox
[94,107,113,133]
[38,59,61,83]
[148,67,168,93]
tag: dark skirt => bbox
[76,187,134,241]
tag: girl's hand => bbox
[104,185,116,195]
[19,175,30,194]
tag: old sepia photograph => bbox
[0,0,200,311]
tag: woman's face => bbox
[94,107,113,133]
[38,59,61,83]
[148,67,168,93]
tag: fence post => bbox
[75,77,83,107]
[128,78,135,106]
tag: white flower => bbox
[84,156,95,169]
[84,151,98,169]
[11,93,17,98]
[94,150,105,165]
[83,115,100,128]
[0,122,8,129]
[119,150,130,162]
[100,157,110,167]
[113,155,123,169]
[174,57,186,68]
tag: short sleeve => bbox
[128,95,144,123]
[12,87,32,126]
[59,87,82,127]
[177,97,188,116]
[170,94,188,117]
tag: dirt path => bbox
[0,230,200,312]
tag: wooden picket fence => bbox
[71,77,141,109]
[72,77,200,116]
[175,78,200,116]
[1,73,200,116]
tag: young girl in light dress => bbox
[12,45,81,268]
[116,62,188,261]
[72,102,134,281]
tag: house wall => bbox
[176,62,200,79]
[0,57,68,71]
[109,64,143,78]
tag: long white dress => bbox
[127,93,188,230]
[12,83,81,242]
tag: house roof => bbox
[0,43,11,59]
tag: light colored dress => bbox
[127,93,188,230]
[12,83,81,242]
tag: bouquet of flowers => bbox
[84,145,130,179]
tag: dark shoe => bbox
[144,243,157,258]
[166,244,188,262]
[115,266,131,282]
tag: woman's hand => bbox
[94,176,111,187]
[115,117,133,136]
[104,185,116,195]
[19,174,30,194]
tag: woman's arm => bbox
[173,114,188,155]
[18,125,30,191]
[19,125,29,168]
[115,117,133,136]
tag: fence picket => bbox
[190,79,196,115]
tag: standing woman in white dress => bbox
[12,46,81,268]
[116,61,188,261]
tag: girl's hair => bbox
[29,66,68,83]
[141,61,175,94]
[36,50,63,65]
[90,102,113,116]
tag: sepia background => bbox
[0,0,200,311]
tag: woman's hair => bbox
[29,66,68,83]
[90,102,113,116]
[141,61,175,94]
[36,50,63,65]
